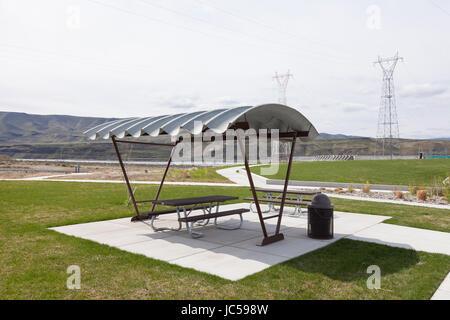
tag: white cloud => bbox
[399,83,447,98]
[0,0,449,138]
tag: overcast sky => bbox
[0,0,449,138]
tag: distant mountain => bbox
[0,111,115,144]
[317,133,368,140]
[0,111,370,144]
[0,111,448,160]
[431,137,450,141]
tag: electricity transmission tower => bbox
[273,71,293,160]
[273,71,293,105]
[374,53,403,159]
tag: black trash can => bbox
[307,194,334,239]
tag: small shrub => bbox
[443,177,450,186]
[347,185,355,193]
[429,176,445,197]
[362,181,371,194]
[408,185,418,196]
[417,190,428,201]
[441,177,449,200]
[444,186,450,201]
[395,190,403,199]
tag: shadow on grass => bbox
[282,238,420,282]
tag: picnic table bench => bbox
[137,195,249,238]
[244,188,321,217]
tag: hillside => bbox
[0,111,116,144]
[0,111,368,145]
[0,111,448,160]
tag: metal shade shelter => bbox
[84,103,318,246]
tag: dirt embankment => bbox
[0,160,231,183]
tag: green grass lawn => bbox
[251,159,450,186]
[1,181,449,299]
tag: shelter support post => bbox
[150,146,175,213]
[275,135,297,234]
[112,137,177,221]
[236,132,269,240]
[237,132,299,246]
[112,136,140,217]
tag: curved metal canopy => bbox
[84,103,319,141]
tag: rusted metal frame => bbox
[236,133,268,238]
[150,145,176,213]
[113,135,178,221]
[262,214,280,220]
[112,136,140,216]
[114,139,176,147]
[275,134,297,234]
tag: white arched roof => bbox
[84,104,319,141]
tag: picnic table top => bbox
[152,195,238,207]
[254,188,321,195]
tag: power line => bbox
[86,0,352,65]
[0,42,154,74]
[428,0,450,16]
[137,0,351,63]
[191,0,352,59]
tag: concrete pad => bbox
[49,204,398,281]
[119,235,223,261]
[431,273,450,300]
[78,227,172,247]
[349,223,450,255]
[171,246,286,281]
[431,289,450,300]
[177,228,261,246]
[437,273,450,292]
[333,212,390,234]
[231,232,338,259]
[50,221,131,236]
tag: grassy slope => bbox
[168,167,231,183]
[252,159,450,186]
[1,181,449,299]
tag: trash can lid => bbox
[310,193,333,209]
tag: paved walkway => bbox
[267,179,410,191]
[216,166,450,210]
[215,166,267,187]
[432,273,450,300]
[325,193,450,210]
[349,223,450,255]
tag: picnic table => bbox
[147,195,248,238]
[244,188,321,217]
